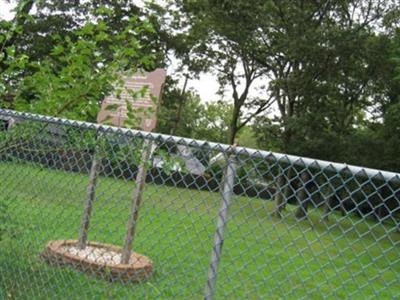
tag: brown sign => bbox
[97,68,167,131]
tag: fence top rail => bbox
[1,108,399,183]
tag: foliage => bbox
[152,0,273,144]
[193,100,232,143]
[229,1,400,173]
[156,76,204,137]
[152,0,400,169]
[157,86,255,146]
[1,3,158,122]
[2,0,399,172]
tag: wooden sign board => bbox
[97,69,167,131]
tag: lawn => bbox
[0,161,399,299]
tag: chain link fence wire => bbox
[0,109,399,299]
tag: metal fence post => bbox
[204,152,237,300]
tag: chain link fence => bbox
[0,109,399,299]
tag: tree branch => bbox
[238,95,274,130]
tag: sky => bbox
[0,0,14,20]
[0,0,222,103]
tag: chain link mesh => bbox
[0,109,399,299]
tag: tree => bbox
[193,100,232,143]
[1,0,165,112]
[156,0,273,144]
[253,1,389,148]
[156,82,237,144]
[0,1,160,252]
[233,0,397,218]
[156,76,204,137]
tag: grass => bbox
[0,160,399,299]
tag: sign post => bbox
[79,69,166,251]
[43,69,166,282]
[97,68,168,264]
[119,69,166,263]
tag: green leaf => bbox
[105,103,120,112]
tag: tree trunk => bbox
[273,164,294,218]
[170,75,189,135]
[228,104,241,145]
[283,169,294,205]
[274,171,286,218]
[272,122,295,217]
[295,171,311,219]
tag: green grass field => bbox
[0,161,399,299]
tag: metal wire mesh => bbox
[0,109,399,299]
